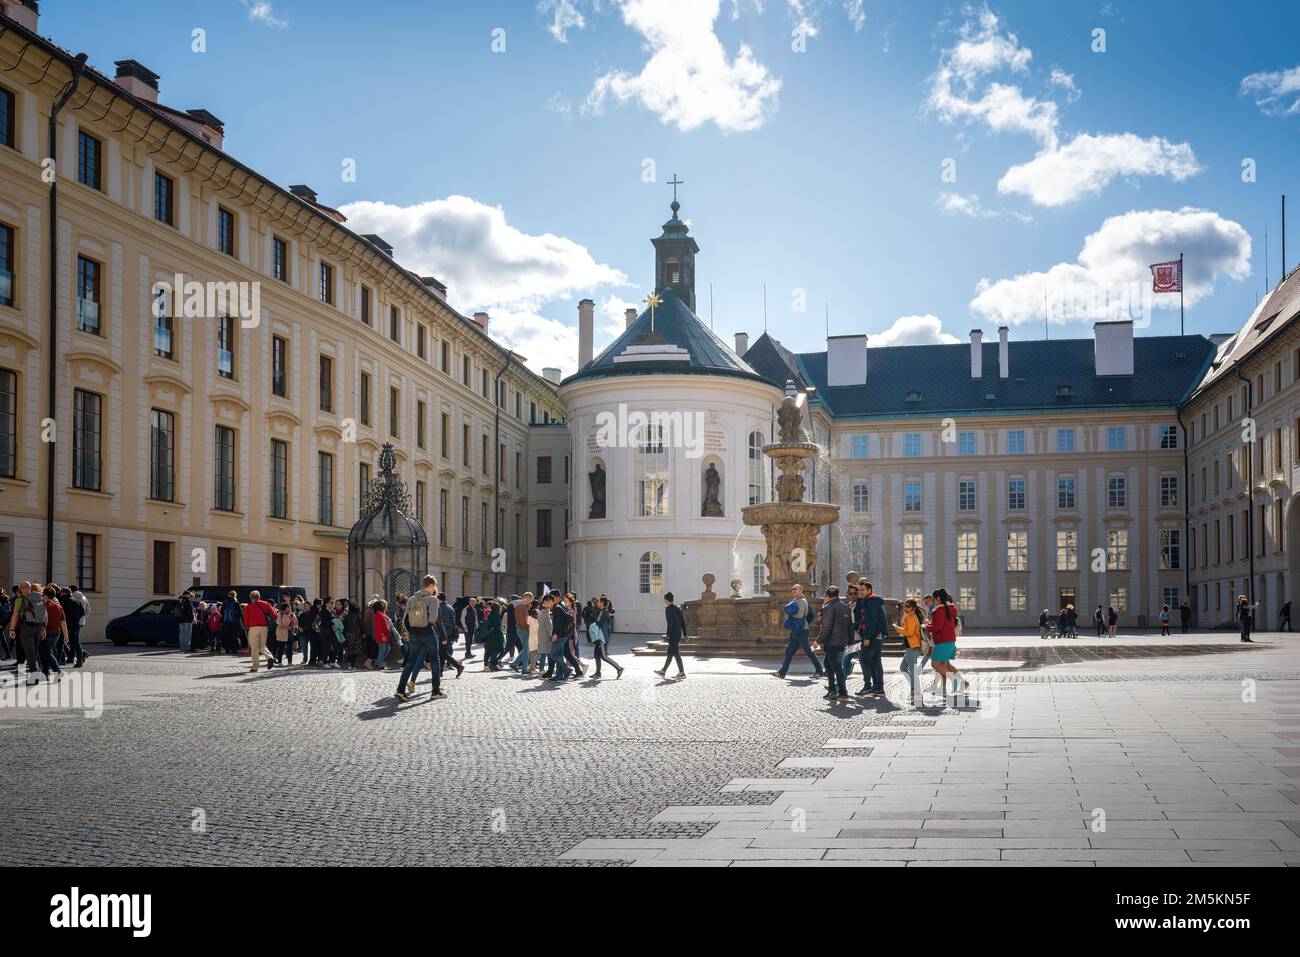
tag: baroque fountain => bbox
[679,387,843,656]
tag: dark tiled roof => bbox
[742,331,808,391]
[787,335,1216,418]
[1191,264,1300,398]
[562,288,773,386]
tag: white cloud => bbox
[240,0,287,28]
[338,196,628,374]
[1240,65,1300,117]
[1049,66,1080,103]
[926,5,1199,206]
[844,0,865,32]
[998,133,1201,207]
[539,0,586,42]
[938,191,1033,223]
[969,207,1251,326]
[584,0,782,134]
[871,314,959,346]
[546,92,573,119]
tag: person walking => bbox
[1237,595,1260,643]
[1278,599,1292,632]
[9,583,45,684]
[1094,604,1105,638]
[70,584,91,664]
[434,592,464,679]
[589,596,624,679]
[894,598,925,704]
[176,591,195,654]
[853,580,887,697]
[558,593,586,678]
[773,583,824,679]
[817,586,852,702]
[60,586,87,666]
[1107,605,1119,638]
[1158,604,1171,636]
[372,599,395,668]
[40,585,68,681]
[204,600,223,654]
[1039,608,1051,640]
[396,575,443,702]
[274,600,298,665]
[1179,600,1192,634]
[340,601,364,668]
[655,592,687,680]
[542,592,567,680]
[923,587,967,698]
[510,593,534,673]
[460,597,478,660]
[241,590,277,673]
[479,599,506,671]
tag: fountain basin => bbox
[741,501,839,527]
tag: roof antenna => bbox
[1265,225,1270,292]
[762,282,768,332]
[709,282,714,330]
[1043,288,1049,340]
[825,302,830,338]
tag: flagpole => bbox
[1179,252,1184,335]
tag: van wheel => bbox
[144,639,159,647]
[109,630,127,646]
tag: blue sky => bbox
[42,0,1300,373]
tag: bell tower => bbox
[651,174,699,312]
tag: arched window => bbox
[748,430,764,505]
[753,554,766,596]
[637,422,668,516]
[639,551,663,594]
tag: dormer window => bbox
[1056,384,1073,397]
[905,390,921,402]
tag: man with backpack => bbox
[396,575,443,702]
[773,583,823,679]
[241,590,277,673]
[8,582,46,685]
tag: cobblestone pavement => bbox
[2,635,1299,866]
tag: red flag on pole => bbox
[1150,259,1182,293]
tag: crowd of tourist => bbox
[0,581,92,685]
[775,578,968,706]
[2,573,1276,699]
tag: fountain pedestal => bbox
[675,391,840,652]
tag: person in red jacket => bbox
[371,599,394,670]
[923,587,967,698]
[241,590,278,674]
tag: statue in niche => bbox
[588,462,606,519]
[702,463,723,516]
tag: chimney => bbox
[472,312,489,333]
[361,234,394,259]
[625,307,637,329]
[734,332,749,356]
[1093,320,1134,376]
[577,299,594,368]
[826,334,868,387]
[0,1,39,32]
[969,329,983,378]
[290,185,318,205]
[998,326,1009,379]
[542,367,562,385]
[113,59,159,104]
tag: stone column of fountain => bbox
[677,388,840,654]
[742,391,840,600]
